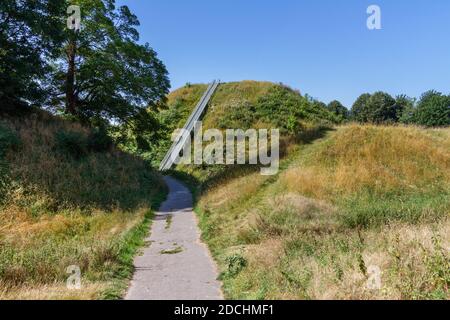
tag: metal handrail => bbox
[159,80,220,171]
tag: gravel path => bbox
[125,176,223,300]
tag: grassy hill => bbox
[163,80,337,133]
[193,125,450,300]
[5,82,446,300]
[116,80,449,300]
[156,81,339,182]
[0,111,166,299]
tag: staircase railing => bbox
[159,80,220,171]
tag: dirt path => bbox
[125,176,223,300]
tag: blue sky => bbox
[117,0,450,107]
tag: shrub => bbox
[413,91,450,127]
[55,130,88,159]
[0,124,19,204]
[224,254,247,278]
[217,101,256,130]
[351,92,402,124]
[351,93,371,122]
[397,95,417,124]
[0,101,32,117]
[327,100,349,122]
[88,128,113,152]
[255,86,308,134]
[0,124,21,157]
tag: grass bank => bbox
[145,81,339,169]
[0,111,167,299]
[193,125,449,300]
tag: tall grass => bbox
[281,125,450,227]
[163,81,337,186]
[194,125,449,300]
[0,111,166,299]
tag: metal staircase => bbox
[159,80,220,171]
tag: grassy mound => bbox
[194,125,450,300]
[157,81,338,183]
[0,111,166,299]
[164,81,337,133]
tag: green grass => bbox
[0,111,168,300]
[149,81,339,169]
[340,192,449,228]
[102,189,167,300]
[189,125,450,300]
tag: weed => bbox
[88,127,113,153]
[165,215,173,230]
[224,254,247,278]
[160,247,183,255]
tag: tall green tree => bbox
[52,0,170,124]
[327,100,349,122]
[413,91,450,127]
[351,92,401,124]
[0,0,65,113]
[397,95,416,124]
[350,93,371,123]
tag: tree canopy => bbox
[413,91,450,127]
[350,91,450,127]
[351,92,402,124]
[0,0,64,113]
[1,0,170,125]
[327,100,349,122]
[50,0,170,124]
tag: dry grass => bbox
[195,124,450,300]
[254,218,450,300]
[0,206,149,300]
[0,282,108,300]
[282,125,450,198]
[0,112,165,300]
[3,114,162,212]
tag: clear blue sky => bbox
[117,0,450,107]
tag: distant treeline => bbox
[327,91,450,127]
[1,1,447,152]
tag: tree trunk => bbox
[66,38,77,115]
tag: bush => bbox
[397,95,417,125]
[88,128,113,152]
[351,92,402,124]
[254,86,310,134]
[0,124,20,157]
[224,254,247,278]
[0,124,19,204]
[217,101,256,130]
[0,101,32,117]
[55,130,88,159]
[413,91,450,127]
[215,86,337,134]
[327,100,349,123]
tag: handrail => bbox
[159,80,220,171]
